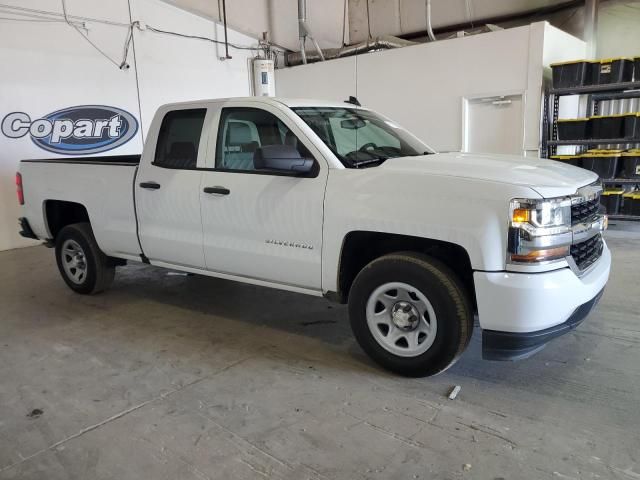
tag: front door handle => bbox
[203,186,230,195]
[139,181,161,190]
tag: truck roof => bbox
[159,97,363,110]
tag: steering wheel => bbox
[359,142,377,152]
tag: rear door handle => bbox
[140,181,161,190]
[203,186,230,195]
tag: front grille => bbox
[571,198,599,224]
[570,234,603,271]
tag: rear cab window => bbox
[154,109,206,169]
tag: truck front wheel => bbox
[348,252,473,377]
[55,223,115,295]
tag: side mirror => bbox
[253,145,314,174]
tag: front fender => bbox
[321,168,539,292]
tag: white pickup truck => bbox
[17,97,610,376]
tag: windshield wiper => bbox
[352,157,388,168]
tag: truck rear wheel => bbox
[348,252,473,377]
[55,223,115,295]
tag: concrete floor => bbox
[0,229,639,480]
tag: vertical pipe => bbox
[298,0,307,26]
[298,0,307,64]
[297,0,323,62]
[221,0,232,59]
[584,0,598,59]
[425,0,437,42]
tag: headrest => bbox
[284,130,297,146]
[226,122,253,145]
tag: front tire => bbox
[55,223,115,295]
[348,252,473,377]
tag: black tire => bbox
[55,223,115,295]
[348,252,473,377]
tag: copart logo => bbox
[1,105,138,155]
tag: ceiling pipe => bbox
[287,35,416,66]
[298,0,325,64]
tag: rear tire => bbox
[55,223,115,295]
[348,252,473,377]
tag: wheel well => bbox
[335,231,476,310]
[44,200,90,240]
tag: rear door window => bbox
[154,109,206,169]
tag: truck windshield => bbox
[292,107,434,168]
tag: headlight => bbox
[508,197,572,264]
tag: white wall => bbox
[131,0,256,136]
[0,0,257,251]
[276,22,585,154]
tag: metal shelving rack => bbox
[542,81,640,220]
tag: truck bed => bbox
[20,155,143,260]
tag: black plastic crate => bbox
[550,154,582,167]
[635,57,640,82]
[621,192,640,215]
[581,151,621,179]
[623,113,640,140]
[634,195,640,216]
[621,193,633,215]
[595,58,634,85]
[600,189,624,215]
[591,115,624,139]
[621,150,640,179]
[551,60,593,89]
[557,118,590,140]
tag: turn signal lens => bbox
[510,246,569,263]
[512,208,530,223]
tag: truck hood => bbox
[380,152,598,198]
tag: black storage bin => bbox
[551,155,582,167]
[591,115,625,139]
[621,193,632,215]
[581,151,621,179]
[600,189,624,214]
[622,113,640,140]
[634,194,640,216]
[595,58,634,85]
[551,60,593,89]
[634,57,640,82]
[621,150,640,179]
[621,192,640,215]
[557,118,590,140]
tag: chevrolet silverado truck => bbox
[16,97,610,377]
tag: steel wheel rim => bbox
[365,282,438,357]
[61,239,87,285]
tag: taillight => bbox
[16,172,24,205]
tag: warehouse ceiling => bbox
[162,0,585,50]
